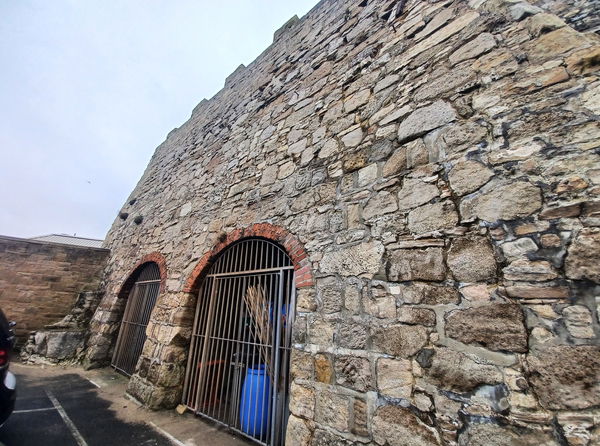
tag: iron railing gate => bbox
[183,239,296,446]
[112,262,161,376]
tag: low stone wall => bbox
[21,291,104,364]
[0,236,109,343]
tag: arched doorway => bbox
[111,262,161,376]
[183,238,296,446]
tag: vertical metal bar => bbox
[270,271,284,445]
[190,277,215,411]
[231,274,246,427]
[218,274,237,424]
[210,275,229,419]
[201,278,223,414]
[194,278,218,411]
[183,282,206,405]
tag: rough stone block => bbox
[321,241,384,278]
[397,101,457,143]
[527,345,600,410]
[334,355,371,392]
[445,303,527,352]
[388,248,446,281]
[565,228,600,282]
[460,181,542,223]
[425,347,503,392]
[447,236,497,282]
[372,324,428,357]
[376,357,413,399]
[408,200,459,234]
[372,405,441,446]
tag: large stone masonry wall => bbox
[0,236,109,342]
[88,0,599,444]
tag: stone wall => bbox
[87,0,600,444]
[0,236,109,342]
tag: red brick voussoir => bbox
[118,251,168,298]
[183,223,313,294]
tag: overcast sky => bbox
[0,0,318,240]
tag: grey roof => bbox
[29,234,104,248]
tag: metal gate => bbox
[183,238,296,446]
[112,262,161,376]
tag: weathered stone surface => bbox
[447,236,497,282]
[399,282,460,305]
[37,331,86,360]
[334,355,371,392]
[397,307,436,326]
[413,66,477,102]
[506,285,570,300]
[408,201,459,234]
[562,305,595,339]
[376,358,413,399]
[309,319,335,345]
[388,248,446,281]
[363,191,398,220]
[315,391,349,431]
[527,345,600,410]
[458,422,558,446]
[286,415,312,446]
[445,304,527,352]
[527,27,589,63]
[289,383,315,419]
[447,160,493,196]
[383,147,407,177]
[372,324,428,357]
[341,127,364,148]
[364,286,396,319]
[565,228,600,282]
[460,182,542,222]
[397,101,457,143]
[311,429,353,446]
[450,33,496,65]
[425,347,503,392]
[344,89,370,113]
[372,405,441,446]
[337,321,368,350]
[314,353,333,384]
[503,259,558,281]
[500,237,538,260]
[290,350,313,381]
[320,241,384,277]
[316,277,343,314]
[397,178,439,211]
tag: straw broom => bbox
[243,285,273,382]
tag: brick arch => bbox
[183,223,313,294]
[118,251,168,299]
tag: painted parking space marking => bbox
[45,390,89,446]
[85,378,101,388]
[148,422,186,446]
[13,407,56,414]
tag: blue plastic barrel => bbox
[239,364,271,439]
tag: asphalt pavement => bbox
[0,368,173,446]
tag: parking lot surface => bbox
[0,362,247,446]
[0,367,172,446]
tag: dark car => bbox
[0,310,16,427]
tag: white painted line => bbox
[13,407,56,414]
[45,390,89,446]
[148,421,186,446]
[86,378,101,389]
